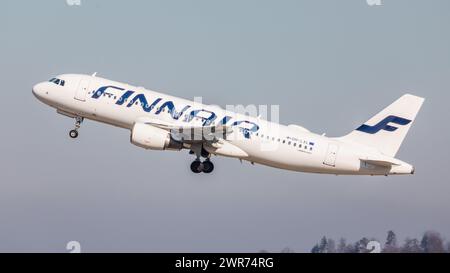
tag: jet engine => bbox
[131,123,182,151]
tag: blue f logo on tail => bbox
[356,115,412,134]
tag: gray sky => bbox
[0,0,449,252]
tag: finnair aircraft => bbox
[33,74,424,175]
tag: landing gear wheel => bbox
[190,160,202,173]
[202,160,214,174]
[69,117,83,139]
[69,130,79,139]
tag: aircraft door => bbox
[74,79,90,102]
[323,143,339,167]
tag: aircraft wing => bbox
[140,118,233,143]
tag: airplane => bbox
[32,73,424,175]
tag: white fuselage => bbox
[32,74,415,175]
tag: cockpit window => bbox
[49,78,65,86]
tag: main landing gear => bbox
[190,159,214,174]
[189,145,215,174]
[69,117,83,139]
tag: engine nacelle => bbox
[131,123,183,151]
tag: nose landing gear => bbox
[69,117,83,139]
[69,130,79,139]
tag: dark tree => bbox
[310,230,449,254]
[421,231,445,253]
[327,238,336,253]
[337,238,347,253]
[318,236,328,253]
[311,244,320,253]
[383,230,399,253]
[402,238,422,253]
[354,237,370,253]
[386,230,397,246]
[344,244,356,253]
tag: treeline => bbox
[309,230,450,253]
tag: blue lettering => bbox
[155,101,191,120]
[232,120,259,139]
[116,90,135,105]
[127,94,162,113]
[186,109,217,126]
[92,86,125,99]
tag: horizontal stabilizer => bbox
[360,159,400,167]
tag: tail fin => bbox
[341,94,425,157]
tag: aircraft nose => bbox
[32,82,46,99]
